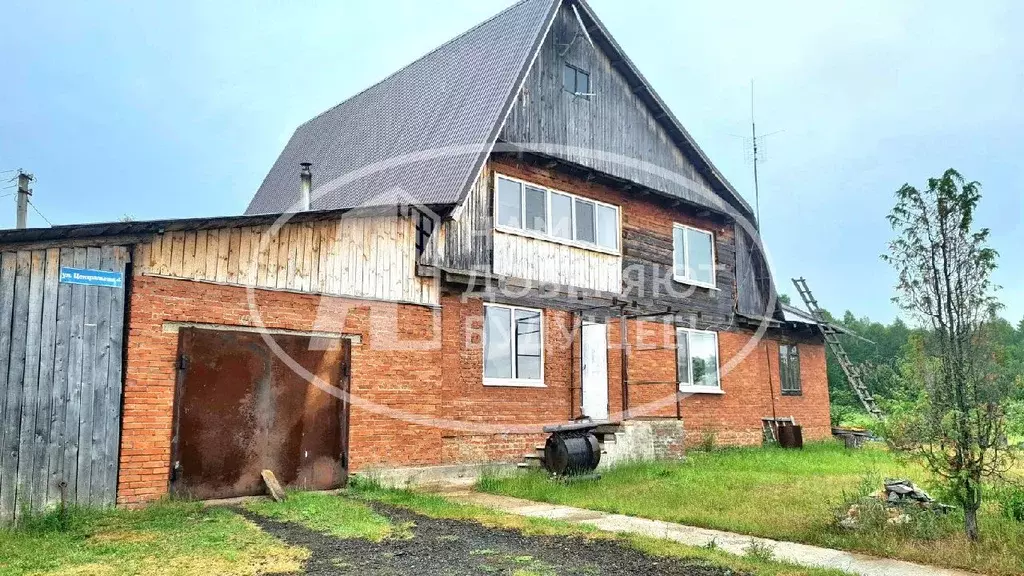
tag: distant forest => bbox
[798,299,1024,433]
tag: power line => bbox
[27,199,53,226]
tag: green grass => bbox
[0,500,305,576]
[350,479,851,576]
[478,441,1024,576]
[244,490,398,541]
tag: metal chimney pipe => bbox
[299,162,312,211]
[15,171,33,229]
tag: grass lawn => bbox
[477,441,1024,575]
[351,481,851,576]
[0,501,305,576]
[0,485,847,576]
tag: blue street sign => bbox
[59,267,123,288]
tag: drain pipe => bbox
[765,343,778,441]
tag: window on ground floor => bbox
[484,303,544,387]
[676,328,721,393]
[779,343,802,395]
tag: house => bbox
[0,0,831,520]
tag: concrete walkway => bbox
[447,491,982,576]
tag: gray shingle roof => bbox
[246,0,560,215]
[246,0,755,222]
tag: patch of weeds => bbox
[698,429,718,452]
[702,537,719,551]
[436,534,460,542]
[744,539,776,562]
[469,548,499,556]
[245,491,393,541]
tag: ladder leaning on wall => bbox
[791,277,883,419]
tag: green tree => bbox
[881,169,1012,541]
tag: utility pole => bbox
[15,170,33,230]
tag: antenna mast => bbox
[750,80,761,229]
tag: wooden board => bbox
[0,246,129,523]
[134,216,438,306]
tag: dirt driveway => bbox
[242,501,739,576]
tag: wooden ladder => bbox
[792,277,882,418]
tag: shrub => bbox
[993,485,1024,523]
[743,539,775,562]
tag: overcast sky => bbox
[1,1,1021,324]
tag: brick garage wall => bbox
[119,275,443,505]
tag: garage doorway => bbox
[170,327,351,500]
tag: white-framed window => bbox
[676,328,722,394]
[483,303,545,387]
[494,173,620,253]
[672,223,716,288]
[779,343,802,395]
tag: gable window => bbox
[484,303,544,387]
[494,174,619,253]
[677,328,721,393]
[673,224,716,287]
[779,343,802,395]
[563,63,591,98]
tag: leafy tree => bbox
[881,169,1012,540]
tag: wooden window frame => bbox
[672,223,718,289]
[676,327,723,394]
[779,343,802,396]
[493,173,621,256]
[563,62,591,100]
[483,303,546,388]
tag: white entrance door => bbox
[581,322,609,420]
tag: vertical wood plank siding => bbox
[0,246,129,523]
[492,231,621,293]
[135,216,438,306]
[498,4,728,215]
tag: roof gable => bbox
[246,0,753,222]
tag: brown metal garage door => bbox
[169,327,350,500]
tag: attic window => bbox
[563,63,591,99]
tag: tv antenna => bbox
[740,80,782,229]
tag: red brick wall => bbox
[438,295,573,464]
[119,275,444,505]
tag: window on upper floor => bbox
[677,328,721,393]
[672,223,716,287]
[483,303,544,387]
[494,174,619,252]
[779,343,802,395]
[563,63,591,99]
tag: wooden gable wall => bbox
[499,3,723,214]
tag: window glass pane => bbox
[496,177,522,228]
[578,70,590,94]
[676,330,690,385]
[550,192,573,240]
[673,227,686,278]
[515,310,542,380]
[688,331,719,388]
[524,186,547,233]
[685,228,714,284]
[782,344,801,392]
[779,344,791,390]
[574,199,596,243]
[595,204,618,250]
[563,64,576,92]
[484,307,512,379]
